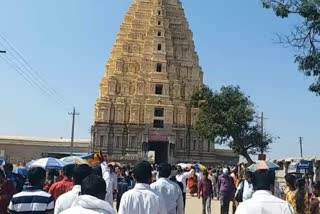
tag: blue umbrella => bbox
[13,168,29,177]
[0,159,5,166]
[80,153,95,159]
[247,160,280,172]
[28,158,64,170]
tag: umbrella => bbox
[177,163,192,170]
[28,157,64,170]
[60,156,88,166]
[80,153,95,159]
[0,159,5,166]
[108,162,123,168]
[247,160,280,172]
[194,163,207,171]
[26,160,35,168]
[13,168,28,177]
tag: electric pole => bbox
[256,112,268,160]
[261,112,264,151]
[68,107,79,155]
[299,136,303,158]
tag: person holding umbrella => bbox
[236,161,294,214]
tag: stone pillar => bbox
[168,135,175,164]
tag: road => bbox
[186,195,232,214]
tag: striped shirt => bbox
[8,186,54,214]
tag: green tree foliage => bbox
[192,86,274,164]
[262,0,320,95]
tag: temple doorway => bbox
[148,141,168,164]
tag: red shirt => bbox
[48,178,73,200]
[198,178,213,199]
[0,180,16,213]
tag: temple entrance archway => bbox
[148,141,168,164]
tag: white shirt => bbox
[176,169,194,193]
[235,190,294,214]
[151,177,184,214]
[118,183,167,214]
[111,172,118,192]
[196,171,203,187]
[60,195,115,214]
[236,180,254,201]
[101,162,115,206]
[54,185,81,214]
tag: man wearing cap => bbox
[151,163,184,214]
[118,161,167,214]
[218,168,235,214]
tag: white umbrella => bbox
[177,163,192,169]
[29,158,64,170]
[60,156,88,166]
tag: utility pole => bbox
[299,136,303,158]
[257,112,268,160]
[90,126,95,153]
[68,107,79,155]
[261,112,264,151]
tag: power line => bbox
[0,35,69,108]
[0,53,56,100]
[0,34,67,105]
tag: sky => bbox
[0,0,319,160]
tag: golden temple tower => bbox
[93,0,237,164]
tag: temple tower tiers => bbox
[93,0,237,165]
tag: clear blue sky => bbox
[0,0,319,159]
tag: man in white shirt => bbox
[54,164,92,214]
[110,165,118,204]
[176,165,194,208]
[151,163,184,214]
[101,161,115,207]
[61,175,115,214]
[235,170,294,214]
[118,161,167,214]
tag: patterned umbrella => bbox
[28,158,64,170]
[247,160,280,172]
[194,163,207,171]
[60,156,88,166]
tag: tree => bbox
[262,0,320,95]
[192,85,274,164]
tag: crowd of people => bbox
[1,155,320,214]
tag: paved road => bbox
[114,194,232,214]
[186,195,232,214]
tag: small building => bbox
[0,135,91,164]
